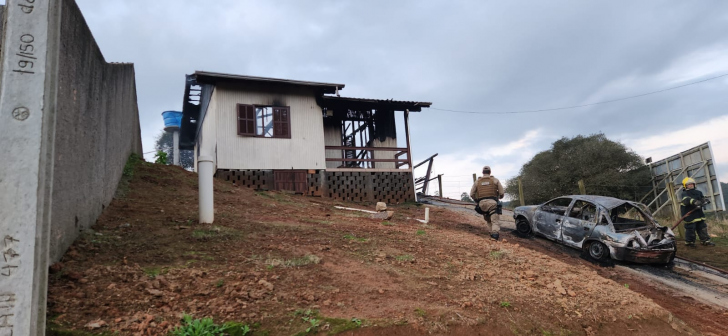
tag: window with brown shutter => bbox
[273,107,291,139]
[237,104,255,136]
[237,105,291,138]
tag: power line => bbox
[430,73,728,115]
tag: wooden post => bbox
[518,177,525,206]
[578,179,586,195]
[667,181,685,239]
[437,174,443,198]
[404,110,412,168]
[472,173,477,183]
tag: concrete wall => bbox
[49,0,143,261]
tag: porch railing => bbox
[324,146,412,169]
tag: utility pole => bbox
[437,174,443,199]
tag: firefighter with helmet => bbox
[680,177,715,247]
[470,165,505,240]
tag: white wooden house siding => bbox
[212,83,327,170]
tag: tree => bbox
[155,130,194,170]
[505,133,651,205]
[461,192,474,203]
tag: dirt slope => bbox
[47,162,697,335]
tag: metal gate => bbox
[274,170,307,194]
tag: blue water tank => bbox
[162,111,183,130]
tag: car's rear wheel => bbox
[515,218,533,237]
[587,241,609,261]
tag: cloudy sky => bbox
[50,1,728,198]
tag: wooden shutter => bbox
[237,104,255,136]
[272,107,291,138]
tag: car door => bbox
[561,200,598,248]
[533,197,573,241]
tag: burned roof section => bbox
[318,96,432,112]
[193,71,345,94]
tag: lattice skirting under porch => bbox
[215,169,415,204]
[215,169,274,190]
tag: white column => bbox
[0,1,58,335]
[198,156,214,224]
[172,130,180,166]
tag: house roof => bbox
[318,96,432,112]
[192,71,345,94]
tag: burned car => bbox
[513,195,676,264]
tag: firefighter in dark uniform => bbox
[470,166,504,240]
[680,177,715,247]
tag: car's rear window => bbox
[609,203,651,231]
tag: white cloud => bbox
[417,129,550,199]
[623,114,728,183]
[658,45,728,85]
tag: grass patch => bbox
[302,218,334,225]
[396,254,414,262]
[344,234,367,242]
[143,266,164,279]
[416,230,426,236]
[415,308,426,317]
[489,250,506,260]
[265,254,321,268]
[192,226,241,240]
[381,221,394,226]
[170,314,251,336]
[500,301,511,308]
[292,310,363,335]
[115,153,143,198]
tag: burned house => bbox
[179,71,431,204]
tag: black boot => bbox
[490,233,499,241]
[702,240,715,246]
[685,241,696,248]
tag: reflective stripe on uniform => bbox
[684,217,707,224]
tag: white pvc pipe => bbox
[172,130,180,166]
[424,207,430,223]
[198,156,214,224]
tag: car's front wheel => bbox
[515,217,533,237]
[587,241,609,261]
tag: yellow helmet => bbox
[682,177,696,188]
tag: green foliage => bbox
[489,250,505,260]
[343,234,367,242]
[505,133,651,205]
[155,130,195,169]
[215,279,225,288]
[396,254,414,261]
[154,150,169,165]
[143,267,163,279]
[170,315,251,336]
[500,301,511,308]
[301,316,321,333]
[461,192,474,203]
[415,308,426,317]
[416,230,426,236]
[624,283,629,289]
[123,153,143,178]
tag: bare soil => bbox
[47,163,709,335]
